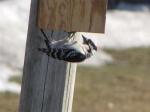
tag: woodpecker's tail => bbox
[40,29,51,49]
[38,48,49,56]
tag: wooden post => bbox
[19,0,77,112]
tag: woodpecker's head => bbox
[82,35,97,52]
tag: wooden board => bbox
[37,0,107,33]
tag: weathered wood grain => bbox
[38,0,107,33]
[19,0,77,112]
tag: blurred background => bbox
[0,0,150,112]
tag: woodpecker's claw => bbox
[68,32,76,38]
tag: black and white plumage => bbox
[38,29,97,63]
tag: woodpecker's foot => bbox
[68,32,76,38]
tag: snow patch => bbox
[0,65,21,94]
[83,4,150,49]
[80,50,113,66]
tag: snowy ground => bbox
[0,0,30,93]
[0,64,20,94]
[85,3,150,49]
[0,0,150,93]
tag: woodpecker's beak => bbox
[82,35,97,51]
[82,35,88,44]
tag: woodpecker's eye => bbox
[87,47,92,53]
[88,39,97,51]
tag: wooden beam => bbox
[19,0,77,112]
[37,0,107,33]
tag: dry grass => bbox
[73,47,150,112]
[1,47,150,112]
[9,75,22,84]
[0,92,19,112]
